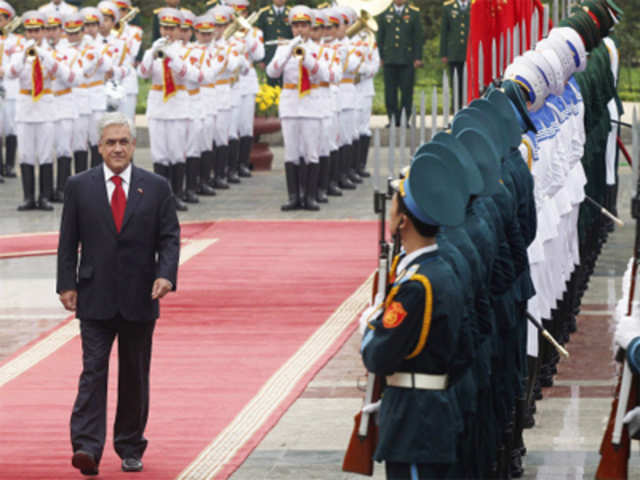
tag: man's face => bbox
[25,28,42,42]
[291,22,309,39]
[100,15,114,35]
[84,23,99,37]
[99,124,135,174]
[394,0,406,6]
[179,27,192,43]
[66,30,83,44]
[45,25,62,44]
[323,25,335,39]
[160,25,178,41]
[273,0,286,7]
[213,24,225,40]
[195,30,213,44]
[0,14,9,29]
[337,21,347,38]
[310,26,322,41]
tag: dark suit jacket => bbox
[56,164,180,323]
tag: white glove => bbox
[362,400,381,414]
[624,406,640,438]
[290,35,303,48]
[358,292,385,335]
[302,51,316,71]
[152,37,168,51]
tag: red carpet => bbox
[0,221,215,259]
[0,220,376,479]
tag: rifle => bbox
[596,119,640,479]
[342,130,392,476]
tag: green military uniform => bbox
[255,4,292,86]
[376,2,423,126]
[440,0,470,100]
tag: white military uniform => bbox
[38,1,77,18]
[1,32,22,139]
[115,22,142,124]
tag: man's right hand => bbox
[441,57,448,64]
[59,290,78,312]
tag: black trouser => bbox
[448,61,465,104]
[70,315,156,463]
[383,63,415,126]
[385,461,453,479]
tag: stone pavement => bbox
[1,145,639,478]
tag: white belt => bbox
[386,372,448,390]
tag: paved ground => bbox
[1,144,639,478]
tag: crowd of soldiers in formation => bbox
[358,0,624,477]
[0,0,380,213]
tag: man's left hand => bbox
[151,278,172,300]
[414,60,424,69]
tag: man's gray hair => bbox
[98,112,135,140]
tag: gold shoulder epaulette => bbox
[153,7,162,14]
[409,4,420,11]
[443,0,455,5]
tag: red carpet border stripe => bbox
[176,273,372,480]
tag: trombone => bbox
[113,6,140,35]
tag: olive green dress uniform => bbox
[376,3,423,126]
[439,0,469,98]
[255,4,292,86]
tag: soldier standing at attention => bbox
[440,0,469,102]
[255,0,291,86]
[376,0,423,127]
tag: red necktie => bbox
[110,175,126,232]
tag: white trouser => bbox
[329,111,340,152]
[17,121,54,165]
[148,118,187,166]
[117,94,137,129]
[2,99,16,136]
[72,114,91,152]
[186,117,206,158]
[359,96,372,136]
[55,119,74,158]
[319,117,331,157]
[229,103,240,140]
[89,110,106,146]
[339,109,358,146]
[281,117,321,165]
[214,109,231,147]
[203,114,215,151]
[238,94,255,137]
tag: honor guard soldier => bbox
[0,1,19,180]
[39,0,78,18]
[360,149,468,478]
[8,10,70,211]
[152,0,181,42]
[113,0,142,126]
[255,0,291,86]
[44,11,81,203]
[440,0,470,100]
[266,5,329,212]
[376,0,423,127]
[227,0,264,178]
[138,7,196,212]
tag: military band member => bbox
[138,7,195,212]
[376,0,423,127]
[0,1,19,180]
[8,11,70,211]
[152,0,181,42]
[440,0,469,100]
[360,150,468,478]
[267,6,329,211]
[113,0,143,126]
[39,0,78,18]
[255,0,291,86]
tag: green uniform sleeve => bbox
[412,10,423,61]
[440,6,449,58]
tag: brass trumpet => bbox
[223,13,256,41]
[26,47,38,57]
[113,7,140,35]
[293,46,305,59]
[154,49,166,59]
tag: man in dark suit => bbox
[56,112,180,476]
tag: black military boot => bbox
[338,145,355,190]
[184,157,200,203]
[4,134,17,177]
[153,163,170,180]
[52,156,72,202]
[317,156,329,203]
[297,160,307,209]
[238,136,252,177]
[327,150,342,196]
[171,163,188,211]
[357,134,371,177]
[74,151,88,174]
[17,164,37,211]
[281,162,300,211]
[305,162,320,211]
[197,151,216,196]
[227,139,241,184]
[90,145,102,167]
[0,137,4,183]
[347,142,362,184]
[38,164,54,211]
[211,145,230,189]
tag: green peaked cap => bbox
[486,89,523,150]
[452,109,502,160]
[454,128,501,197]
[428,132,485,196]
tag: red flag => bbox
[466,0,496,102]
[31,56,44,101]
[297,60,311,98]
[162,57,177,102]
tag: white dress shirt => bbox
[104,162,131,203]
[396,244,439,275]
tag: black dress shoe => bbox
[72,450,99,476]
[122,457,143,472]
